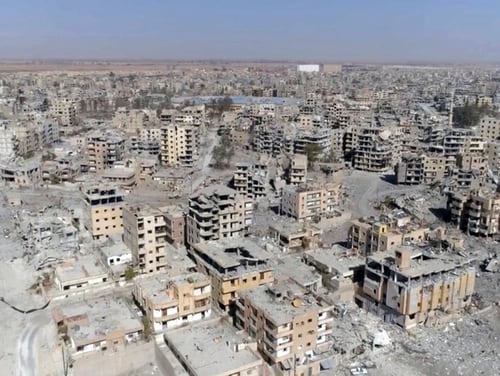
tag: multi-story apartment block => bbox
[350,211,429,255]
[160,205,185,248]
[159,124,198,166]
[287,154,307,186]
[442,129,485,157]
[233,162,267,199]
[280,183,341,221]
[86,133,125,173]
[486,141,500,172]
[235,279,334,376]
[81,185,125,240]
[0,121,18,160]
[123,204,168,274]
[186,185,253,246]
[132,272,211,332]
[188,239,274,310]
[50,98,77,131]
[448,187,500,236]
[353,126,400,172]
[396,153,455,185]
[479,117,500,142]
[357,247,475,328]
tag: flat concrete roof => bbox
[164,318,262,376]
[57,298,143,346]
[368,247,474,279]
[193,238,272,273]
[55,254,108,283]
[240,279,331,326]
[305,246,366,277]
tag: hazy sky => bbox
[1,0,499,63]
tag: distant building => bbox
[349,212,429,255]
[479,116,500,143]
[287,154,307,186]
[448,187,500,236]
[396,153,455,185]
[160,124,199,167]
[50,98,77,132]
[86,132,125,173]
[297,64,320,73]
[280,183,342,222]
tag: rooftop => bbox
[240,279,332,325]
[192,238,273,276]
[305,246,366,277]
[54,298,142,346]
[368,247,474,279]
[164,317,262,376]
[55,254,108,283]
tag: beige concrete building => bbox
[86,133,125,173]
[287,154,307,186]
[189,239,274,310]
[81,185,125,240]
[268,220,321,251]
[304,245,366,302]
[160,124,198,167]
[357,247,476,328]
[163,317,264,376]
[235,279,335,375]
[186,185,253,246]
[233,162,267,199]
[479,116,500,142]
[396,153,455,185]
[486,141,500,172]
[52,298,143,357]
[0,160,42,187]
[132,272,211,332]
[448,187,500,236]
[350,211,429,255]
[280,183,342,222]
[160,205,185,248]
[123,204,168,274]
[54,254,109,292]
[50,98,77,131]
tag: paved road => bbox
[17,316,45,376]
[191,128,219,192]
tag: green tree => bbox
[124,266,137,281]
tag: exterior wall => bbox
[281,184,341,221]
[123,206,168,274]
[235,294,333,374]
[479,117,500,143]
[160,124,199,167]
[360,254,476,329]
[82,187,124,239]
[133,277,211,333]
